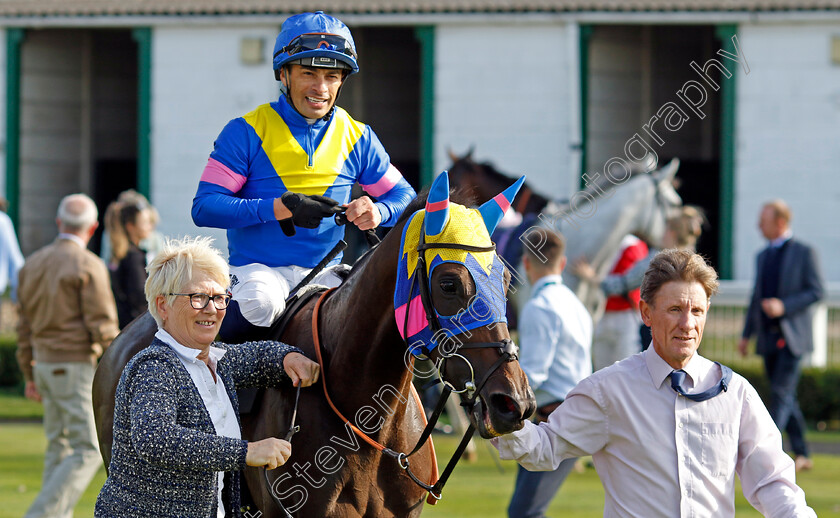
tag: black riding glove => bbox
[280,192,341,235]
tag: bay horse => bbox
[92,173,536,517]
[446,149,682,323]
[448,148,550,217]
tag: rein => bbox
[305,222,519,503]
[262,384,302,518]
[310,288,445,503]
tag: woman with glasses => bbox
[95,236,320,517]
[192,10,416,342]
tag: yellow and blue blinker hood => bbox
[394,171,525,356]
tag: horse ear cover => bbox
[424,171,451,237]
[477,175,526,235]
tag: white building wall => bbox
[434,23,575,199]
[150,25,279,255]
[735,23,840,282]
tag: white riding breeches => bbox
[591,309,642,371]
[229,263,344,327]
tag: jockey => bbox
[192,11,416,340]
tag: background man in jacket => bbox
[17,193,120,518]
[739,199,824,472]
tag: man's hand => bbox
[246,438,291,469]
[283,352,320,387]
[278,192,341,229]
[24,380,41,403]
[737,337,750,358]
[571,257,597,282]
[761,298,785,318]
[344,196,381,231]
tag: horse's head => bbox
[634,158,683,248]
[448,148,548,218]
[395,172,536,439]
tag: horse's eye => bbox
[440,280,457,294]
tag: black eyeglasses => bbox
[275,33,356,59]
[169,292,231,310]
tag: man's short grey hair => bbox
[640,249,719,305]
[57,193,98,232]
[145,236,230,327]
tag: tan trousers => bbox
[25,361,102,518]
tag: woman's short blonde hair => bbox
[145,236,230,326]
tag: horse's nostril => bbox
[491,393,520,417]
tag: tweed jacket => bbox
[742,238,824,357]
[95,338,301,517]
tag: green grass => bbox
[1,425,838,518]
[0,386,43,420]
[421,435,840,517]
[0,423,106,518]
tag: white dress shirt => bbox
[494,348,815,517]
[518,274,593,406]
[156,329,241,518]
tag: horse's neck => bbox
[320,230,414,415]
[561,177,654,290]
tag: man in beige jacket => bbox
[16,193,119,518]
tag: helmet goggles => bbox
[276,33,357,61]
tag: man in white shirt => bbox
[494,249,815,518]
[509,229,592,518]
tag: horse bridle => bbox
[307,222,519,505]
[408,224,519,406]
[385,221,519,498]
[263,218,520,515]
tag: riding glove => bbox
[280,192,341,236]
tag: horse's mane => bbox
[464,158,521,185]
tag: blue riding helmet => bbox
[273,11,359,75]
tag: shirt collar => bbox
[769,229,792,248]
[57,233,87,249]
[644,347,714,390]
[155,328,226,369]
[532,274,563,293]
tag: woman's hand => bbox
[246,438,291,469]
[283,352,320,387]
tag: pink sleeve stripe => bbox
[492,192,511,213]
[362,164,402,197]
[200,158,247,193]
[394,295,428,339]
